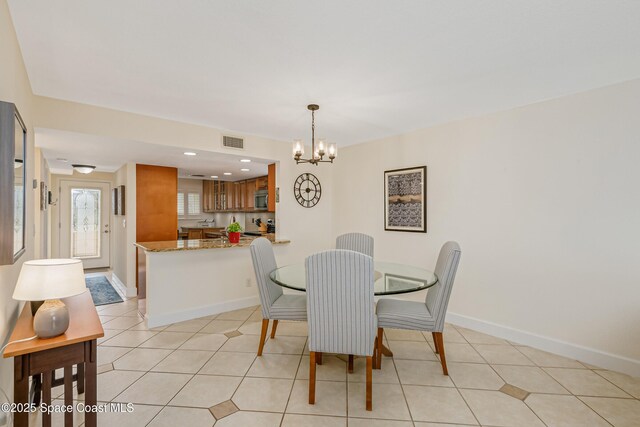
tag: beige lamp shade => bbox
[13,259,87,301]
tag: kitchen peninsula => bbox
[135,234,290,327]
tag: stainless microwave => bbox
[254,190,268,210]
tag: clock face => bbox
[294,173,321,208]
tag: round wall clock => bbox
[294,173,321,208]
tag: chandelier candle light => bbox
[293,104,337,165]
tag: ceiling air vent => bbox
[222,135,244,150]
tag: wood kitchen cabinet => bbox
[215,180,223,211]
[268,163,276,212]
[202,180,213,212]
[201,175,270,212]
[245,178,256,210]
[230,181,246,211]
[238,181,247,210]
[255,176,268,190]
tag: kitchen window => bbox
[177,191,201,217]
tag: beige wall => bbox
[333,78,640,375]
[0,0,35,402]
[111,163,136,294]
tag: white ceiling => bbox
[36,128,270,179]
[9,1,640,146]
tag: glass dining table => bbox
[270,261,438,295]
[269,261,439,358]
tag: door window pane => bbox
[71,188,101,258]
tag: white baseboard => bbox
[110,273,137,298]
[446,312,640,377]
[146,295,261,328]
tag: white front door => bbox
[59,180,111,269]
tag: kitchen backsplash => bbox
[178,212,274,233]
[244,212,275,232]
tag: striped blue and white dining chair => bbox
[250,237,307,356]
[376,241,461,375]
[336,232,374,258]
[306,249,377,411]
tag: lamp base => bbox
[33,299,70,338]
[30,300,44,316]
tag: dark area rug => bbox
[86,275,124,306]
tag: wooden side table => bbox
[3,292,104,427]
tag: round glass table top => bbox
[270,261,438,296]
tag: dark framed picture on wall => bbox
[40,181,48,211]
[384,166,427,232]
[112,187,119,215]
[117,185,126,215]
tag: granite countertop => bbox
[134,235,290,252]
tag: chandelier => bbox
[293,104,337,165]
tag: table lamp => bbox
[13,259,87,339]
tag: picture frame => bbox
[112,187,119,215]
[0,101,26,265]
[40,181,48,211]
[384,166,426,232]
[117,185,126,215]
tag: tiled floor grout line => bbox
[573,396,616,427]
[90,300,640,426]
[540,365,635,399]
[141,371,198,427]
[588,368,635,399]
[483,355,553,427]
[445,364,482,427]
[278,334,307,427]
[386,333,416,425]
[100,305,257,425]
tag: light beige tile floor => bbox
[46,297,640,426]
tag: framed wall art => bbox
[0,101,27,265]
[112,187,119,215]
[40,181,48,211]
[117,185,125,215]
[384,166,426,232]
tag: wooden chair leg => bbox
[372,337,379,370]
[257,319,269,356]
[432,332,439,354]
[366,356,373,411]
[376,328,384,369]
[270,319,279,339]
[434,332,448,375]
[348,355,354,373]
[309,351,316,404]
[317,352,323,365]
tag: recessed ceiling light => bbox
[184,151,196,156]
[240,159,251,163]
[241,168,250,172]
[211,175,218,178]
[56,158,68,162]
[223,172,232,176]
